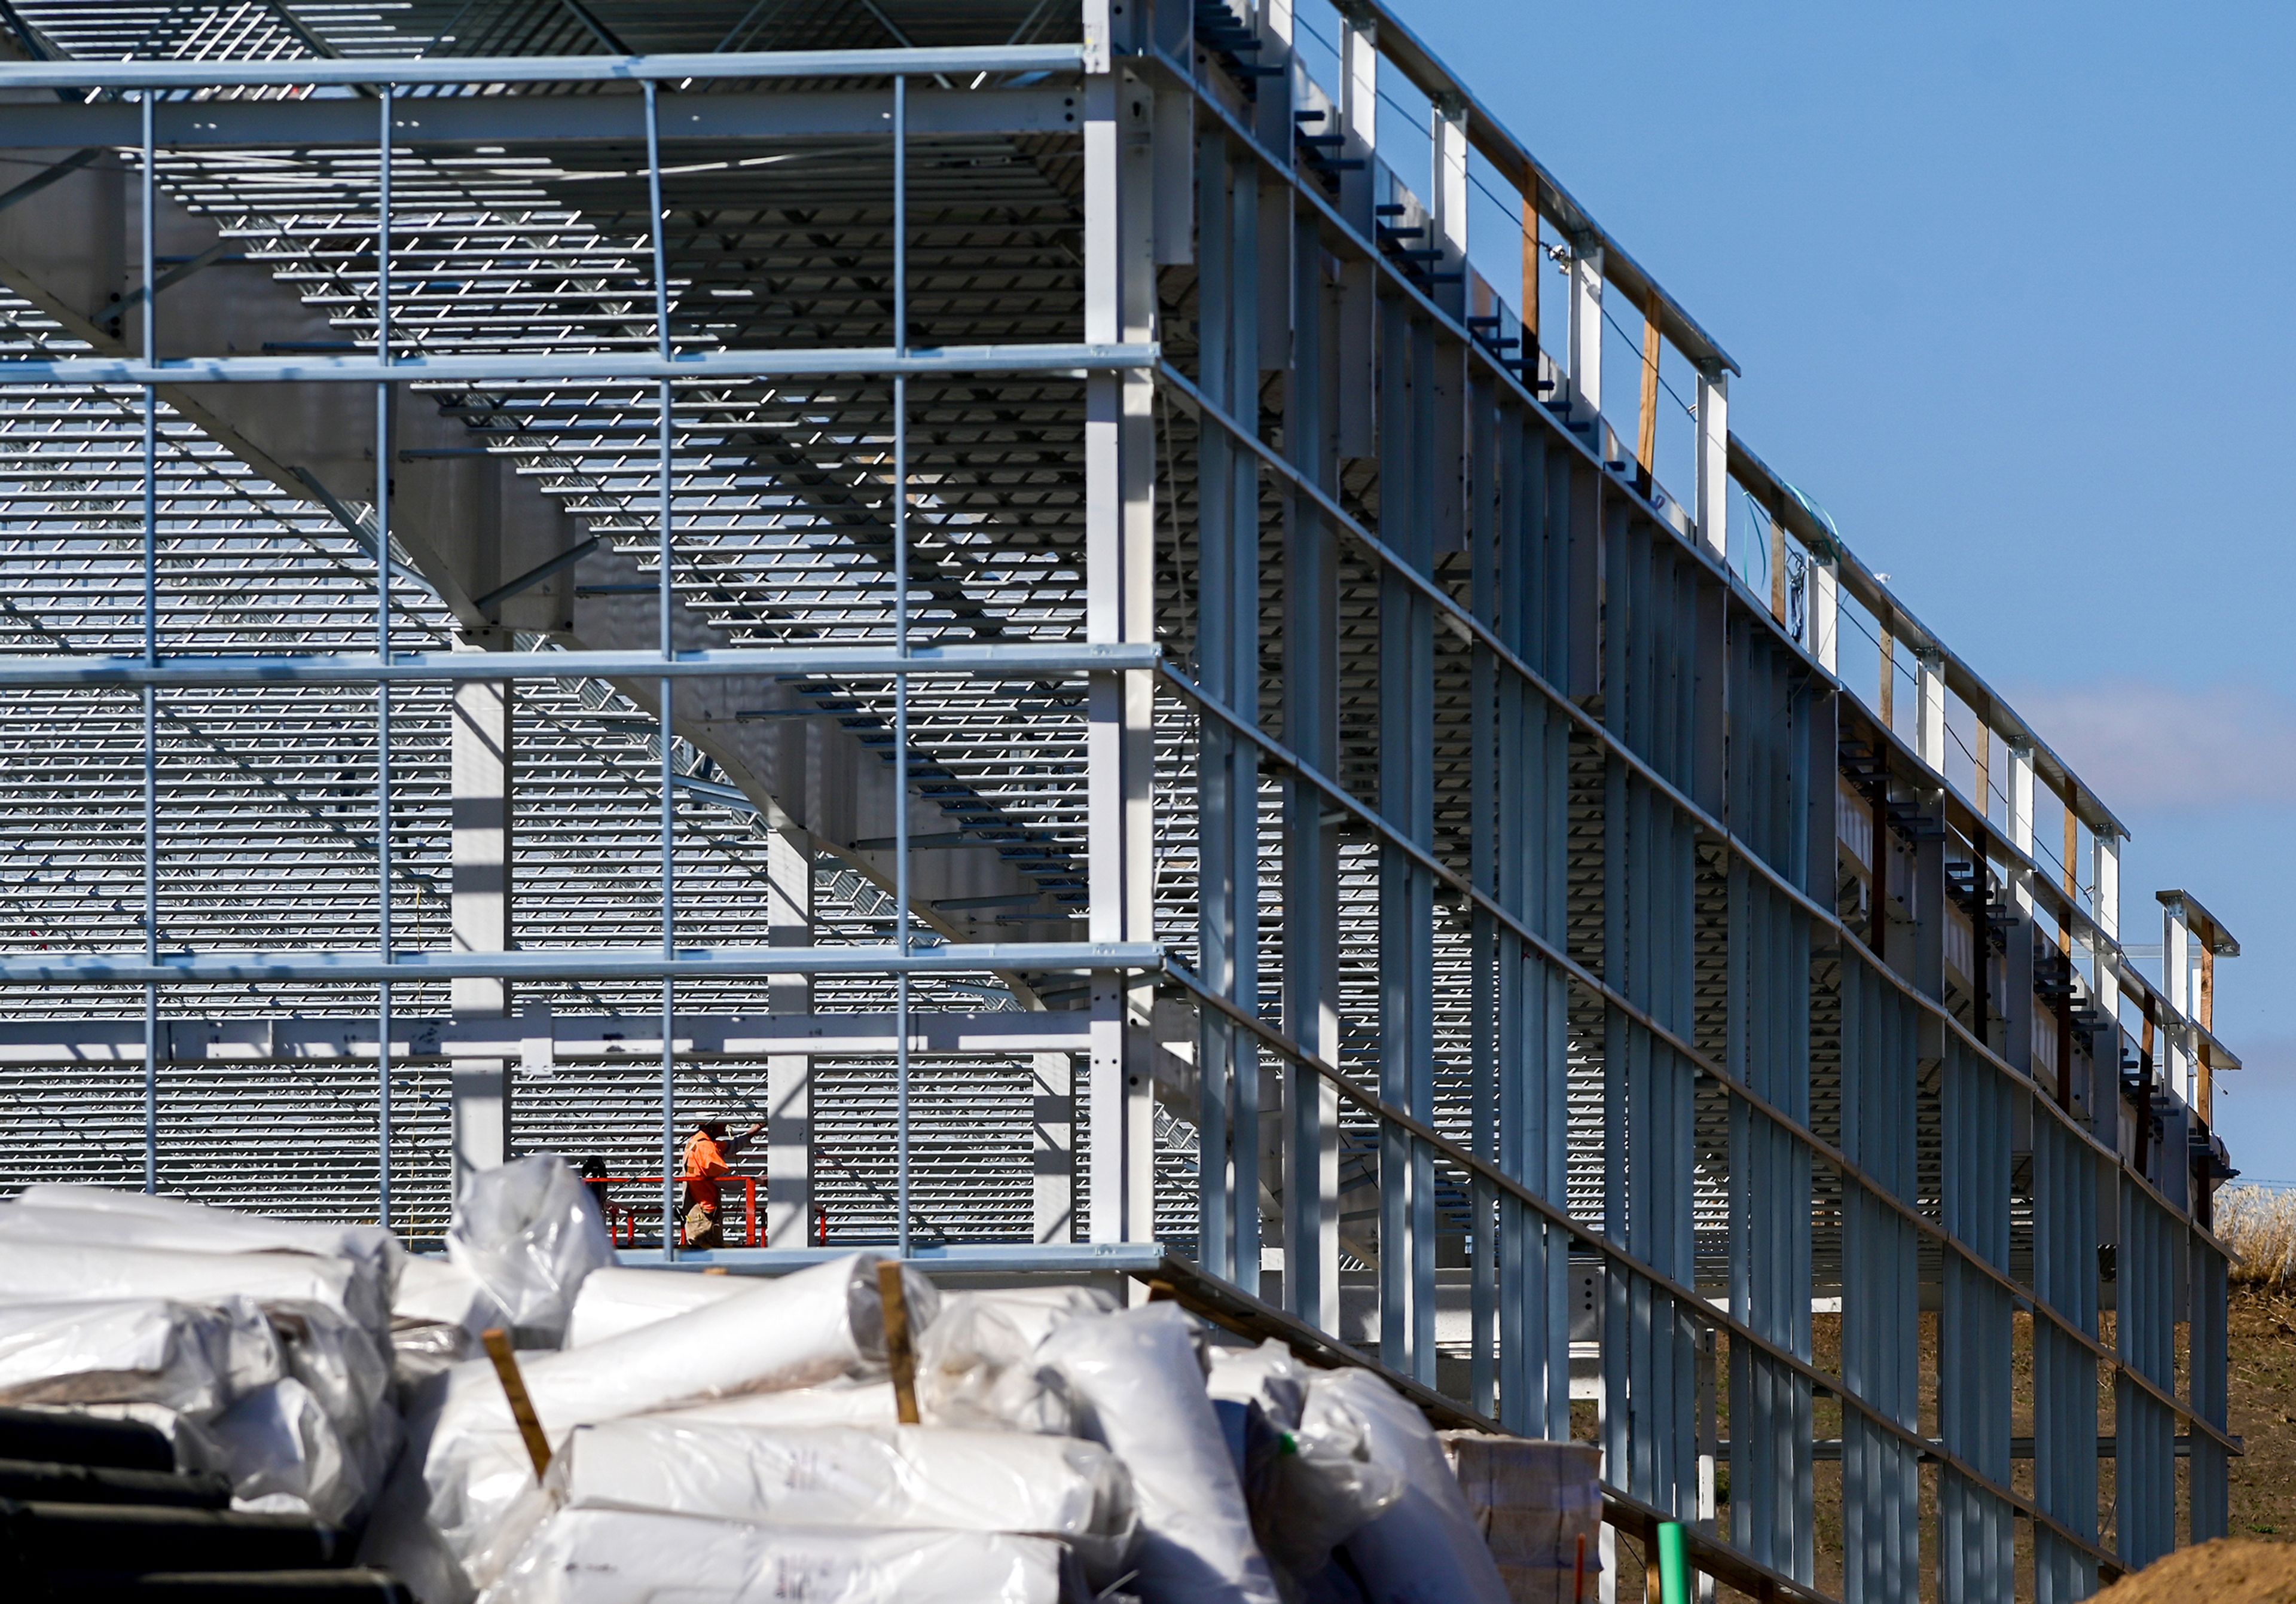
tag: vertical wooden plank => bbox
[877,1260,923,1423]
[1638,292,1662,473]
[1769,515,1787,624]
[1521,190,1542,353]
[1877,624,1894,728]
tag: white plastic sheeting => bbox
[270,1300,398,1501]
[396,1255,509,1337]
[1205,1342,1309,1430]
[392,1257,511,1390]
[210,1374,364,1523]
[44,1307,393,1524]
[563,1265,745,1348]
[425,1255,935,1566]
[915,1287,1112,1435]
[3,1187,399,1336]
[472,1418,1135,1589]
[1206,1342,1399,1585]
[1303,1370,1510,1604]
[0,1296,279,1418]
[480,1508,1068,1604]
[0,1196,398,1526]
[663,1380,900,1430]
[1038,1301,1281,1604]
[0,1238,361,1330]
[445,1157,615,1345]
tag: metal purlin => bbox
[138,85,157,1195]
[892,72,912,1260]
[644,78,677,1260]
[374,84,396,1230]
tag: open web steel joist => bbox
[0,0,2241,1596]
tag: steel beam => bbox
[0,1011,1099,1063]
[0,344,1155,387]
[449,637,515,1180]
[765,828,815,1247]
[0,942,1162,985]
[0,87,1086,150]
[1082,7,1159,1249]
[0,44,1089,90]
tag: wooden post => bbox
[1973,723,1990,820]
[1637,292,1662,473]
[877,1260,922,1425]
[1877,624,1894,728]
[481,1327,552,1478]
[1521,190,1541,354]
[1769,515,1787,624]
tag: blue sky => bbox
[1376,0,2296,1176]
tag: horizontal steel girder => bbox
[0,642,1158,689]
[0,44,1087,91]
[0,941,1164,985]
[0,87,1085,150]
[0,1010,1098,1062]
[0,344,1156,386]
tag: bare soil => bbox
[2093,1539,2296,1603]
[2230,1287,2296,1542]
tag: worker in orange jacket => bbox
[680,1117,761,1249]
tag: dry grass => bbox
[2219,1187,2296,1285]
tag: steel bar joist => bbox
[0,1,2240,1599]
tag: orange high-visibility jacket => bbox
[681,1130,732,1211]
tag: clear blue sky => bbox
[1380,0,2296,1177]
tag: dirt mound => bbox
[2096,1541,2296,1604]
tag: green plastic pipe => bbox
[1657,1521,1691,1604]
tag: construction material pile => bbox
[0,1182,404,1524]
[396,1258,1509,1603]
[0,1158,1599,1604]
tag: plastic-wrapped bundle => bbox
[915,1287,1112,1434]
[1205,1341,1309,1431]
[472,1417,1136,1589]
[1205,1342,1399,1584]
[2,1187,399,1337]
[663,1380,900,1429]
[426,1254,938,1565]
[396,1255,510,1337]
[392,1256,511,1391]
[563,1265,746,1348]
[1303,1370,1509,1604]
[481,1508,1068,1604]
[0,1239,360,1327]
[0,1297,280,1419]
[209,1374,365,1522]
[268,1298,399,1507]
[445,1156,615,1346]
[1037,1301,1281,1604]
[443,1381,909,1574]
[1440,1434,1603,1604]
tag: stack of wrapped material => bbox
[0,1184,403,1524]
[1440,1435,1604,1604]
[0,1159,1558,1604]
[427,1252,1528,1604]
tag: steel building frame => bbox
[0,1,2240,1598]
